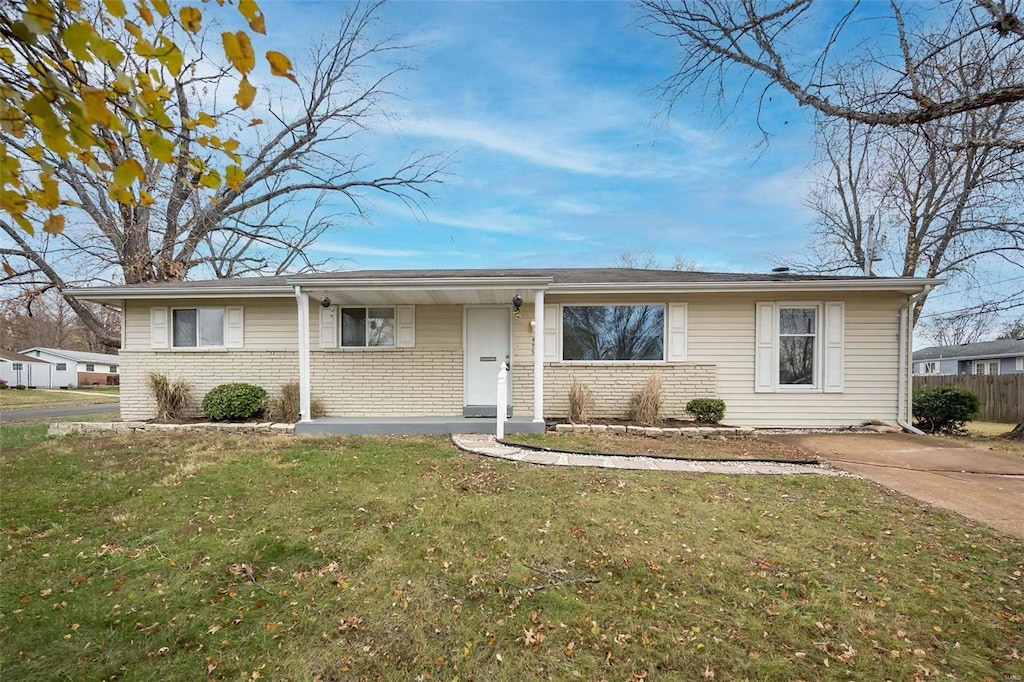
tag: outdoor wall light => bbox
[320,296,332,308]
[512,293,523,316]
[529,319,536,332]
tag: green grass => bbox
[2,429,1022,681]
[942,421,1024,458]
[0,387,119,412]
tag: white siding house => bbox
[0,350,57,388]
[19,348,120,387]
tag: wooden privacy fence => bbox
[913,374,1024,423]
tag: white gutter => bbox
[286,276,553,289]
[897,285,933,435]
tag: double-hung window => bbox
[12,362,22,371]
[56,363,67,371]
[173,308,225,348]
[85,363,95,372]
[922,361,938,375]
[778,306,817,386]
[756,301,843,393]
[341,307,395,347]
[562,305,665,361]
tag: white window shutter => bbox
[754,302,776,393]
[319,305,337,348]
[225,306,244,348]
[823,302,844,393]
[543,304,559,361]
[150,306,168,349]
[666,303,688,361]
[396,305,415,347]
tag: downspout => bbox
[897,285,932,434]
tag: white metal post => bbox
[496,362,508,439]
[533,290,545,423]
[294,287,312,422]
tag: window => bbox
[561,305,664,361]
[974,362,985,375]
[778,307,817,386]
[12,362,22,371]
[1017,357,1023,371]
[173,308,225,348]
[922,361,939,374]
[755,301,842,393]
[85,363,95,372]
[988,361,999,376]
[56,363,67,371]
[341,307,395,347]
[110,365,118,373]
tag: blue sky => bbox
[257,0,820,273]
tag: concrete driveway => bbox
[765,432,1024,539]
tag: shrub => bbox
[913,385,980,434]
[202,382,267,421]
[149,373,193,421]
[628,374,663,425]
[14,384,27,390]
[567,377,596,424]
[263,380,326,423]
[686,398,726,424]
[0,379,8,389]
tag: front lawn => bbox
[944,420,1024,458]
[0,387,119,412]
[1,428,1021,680]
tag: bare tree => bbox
[1,1,446,347]
[995,315,1024,339]
[798,46,1024,323]
[917,310,996,346]
[0,291,118,352]
[639,0,1024,132]
[612,250,698,270]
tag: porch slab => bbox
[294,416,546,436]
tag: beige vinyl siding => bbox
[526,292,904,428]
[123,297,297,351]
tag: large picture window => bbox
[173,308,225,348]
[562,305,664,361]
[341,307,395,347]
[778,307,817,386]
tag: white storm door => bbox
[465,307,511,409]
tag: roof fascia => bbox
[287,276,553,289]
[548,278,943,295]
[915,351,1023,361]
[66,286,294,302]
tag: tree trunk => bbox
[1006,421,1024,439]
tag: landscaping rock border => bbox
[48,421,295,436]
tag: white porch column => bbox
[533,289,545,423]
[294,286,312,422]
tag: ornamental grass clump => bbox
[202,382,267,422]
[567,377,595,424]
[148,372,193,421]
[628,374,663,425]
[263,380,326,423]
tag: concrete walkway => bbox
[1,403,120,422]
[452,434,848,476]
[765,432,1024,538]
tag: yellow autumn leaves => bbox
[0,0,295,243]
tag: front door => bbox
[465,307,511,416]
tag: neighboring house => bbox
[913,339,1024,376]
[68,268,940,432]
[0,349,57,388]
[19,348,120,387]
